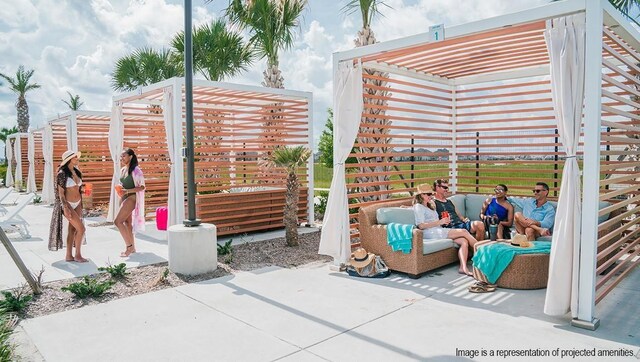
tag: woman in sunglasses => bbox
[413,184,477,276]
[480,184,514,239]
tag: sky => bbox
[0,0,553,148]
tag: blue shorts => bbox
[446,220,472,231]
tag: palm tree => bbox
[111,47,182,92]
[0,66,41,132]
[552,0,640,25]
[224,0,307,89]
[343,1,392,202]
[62,91,84,111]
[171,19,254,81]
[262,146,311,246]
[0,126,18,166]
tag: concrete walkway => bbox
[11,262,640,361]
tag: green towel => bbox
[472,241,551,284]
[387,222,414,254]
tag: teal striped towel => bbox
[472,241,551,284]
[387,223,414,254]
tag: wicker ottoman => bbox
[473,252,550,290]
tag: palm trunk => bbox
[17,96,29,133]
[354,26,392,202]
[284,171,299,246]
[262,61,284,89]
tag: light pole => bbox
[184,0,200,227]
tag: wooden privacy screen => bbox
[31,130,44,190]
[76,114,112,206]
[191,85,310,235]
[19,136,28,187]
[50,121,67,172]
[119,83,311,236]
[594,26,640,304]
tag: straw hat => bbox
[511,234,532,248]
[350,247,374,268]
[60,150,81,167]
[416,183,433,194]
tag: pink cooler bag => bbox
[156,207,168,231]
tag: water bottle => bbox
[489,224,498,241]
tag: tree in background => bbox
[317,108,357,169]
[111,48,182,92]
[0,126,18,166]
[0,66,41,132]
[343,0,393,202]
[62,91,84,111]
[224,0,307,89]
[262,146,311,246]
[171,19,254,81]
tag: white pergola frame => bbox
[6,133,29,190]
[328,0,638,328]
[110,77,315,228]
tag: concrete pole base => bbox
[168,223,217,276]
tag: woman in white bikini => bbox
[48,150,87,262]
[114,148,145,257]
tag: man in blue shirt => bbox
[514,182,556,241]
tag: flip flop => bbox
[468,282,496,293]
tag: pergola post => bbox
[450,83,458,192]
[573,0,603,330]
[306,92,315,225]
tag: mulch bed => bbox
[14,231,329,319]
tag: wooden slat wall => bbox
[594,26,640,304]
[347,71,453,238]
[76,115,112,206]
[19,136,28,187]
[31,130,44,190]
[51,121,67,174]
[191,86,311,235]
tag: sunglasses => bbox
[421,192,433,196]
[532,189,546,193]
[494,188,505,192]
[438,185,449,190]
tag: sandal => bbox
[468,281,497,293]
[120,244,135,257]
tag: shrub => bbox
[98,263,129,279]
[62,277,115,299]
[32,194,42,204]
[315,191,329,218]
[217,240,233,256]
[0,287,32,315]
[0,307,16,362]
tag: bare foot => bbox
[459,269,473,276]
[74,256,88,263]
[540,228,551,236]
[65,258,75,262]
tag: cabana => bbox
[320,0,640,329]
[5,133,29,190]
[108,77,313,236]
[39,111,112,205]
[27,127,44,193]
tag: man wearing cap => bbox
[432,179,485,240]
[514,182,556,241]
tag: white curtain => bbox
[5,136,13,187]
[42,124,55,204]
[163,85,185,226]
[318,61,363,263]
[107,103,125,222]
[27,132,36,192]
[14,135,22,186]
[544,14,586,317]
[66,113,78,151]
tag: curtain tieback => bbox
[334,162,345,167]
[561,155,577,159]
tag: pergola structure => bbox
[27,127,44,193]
[320,0,640,329]
[5,133,29,190]
[109,77,313,236]
[39,111,111,205]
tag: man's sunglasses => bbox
[532,189,546,193]
[438,185,449,190]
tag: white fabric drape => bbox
[42,124,55,204]
[318,62,363,263]
[14,135,22,187]
[544,14,586,317]
[163,85,185,226]
[27,132,36,192]
[5,136,13,187]
[66,113,78,151]
[107,103,125,222]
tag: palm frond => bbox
[342,0,390,29]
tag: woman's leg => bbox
[64,205,87,262]
[65,220,75,261]
[448,228,478,248]
[447,229,474,275]
[115,197,136,256]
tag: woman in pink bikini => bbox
[48,150,87,262]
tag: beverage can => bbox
[441,211,449,219]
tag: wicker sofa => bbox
[358,194,621,279]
